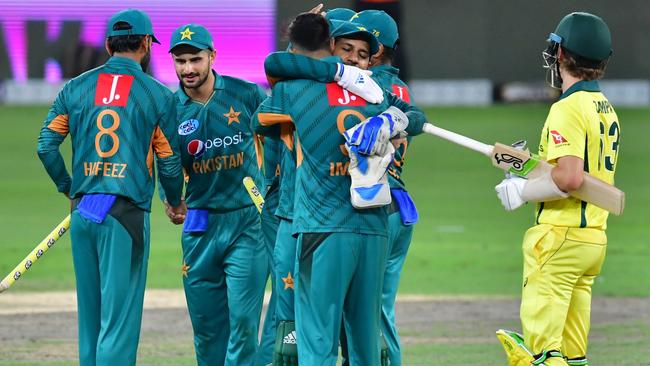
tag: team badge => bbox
[326,83,366,106]
[282,272,294,290]
[178,119,199,135]
[94,73,134,107]
[223,106,241,125]
[187,139,205,158]
[550,130,568,144]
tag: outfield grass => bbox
[0,105,648,297]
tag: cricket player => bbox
[253,13,426,365]
[494,12,618,366]
[168,24,267,365]
[354,10,418,366]
[37,9,185,365]
[256,134,281,366]
[262,9,419,365]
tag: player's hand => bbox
[165,199,187,225]
[334,63,384,104]
[495,176,527,211]
[344,107,407,157]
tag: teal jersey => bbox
[252,99,297,220]
[371,65,414,190]
[175,71,266,211]
[252,58,426,235]
[37,56,184,210]
[262,136,281,214]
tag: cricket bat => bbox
[0,214,71,293]
[422,123,625,215]
[243,176,265,213]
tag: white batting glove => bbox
[334,63,384,104]
[346,143,394,209]
[495,176,527,211]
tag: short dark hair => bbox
[288,13,330,52]
[560,47,608,80]
[106,22,146,53]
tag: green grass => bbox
[0,105,648,296]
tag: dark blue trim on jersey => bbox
[580,134,589,228]
[536,202,545,225]
[559,80,600,100]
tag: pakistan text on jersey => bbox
[192,152,244,173]
[83,162,127,178]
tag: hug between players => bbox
[36,4,619,366]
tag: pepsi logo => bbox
[187,139,206,158]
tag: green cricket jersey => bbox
[37,56,184,210]
[175,71,266,212]
[264,52,420,190]
[262,135,281,214]
[251,113,297,220]
[371,65,414,190]
[253,56,426,235]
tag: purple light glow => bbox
[1,0,275,84]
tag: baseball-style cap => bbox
[330,19,380,55]
[169,24,215,52]
[353,10,399,49]
[325,8,356,21]
[106,9,160,44]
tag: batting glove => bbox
[495,176,527,211]
[334,63,384,104]
[344,106,409,156]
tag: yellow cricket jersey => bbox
[536,80,620,231]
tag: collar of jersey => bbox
[371,64,400,76]
[559,80,600,100]
[322,56,342,63]
[176,70,225,105]
[106,56,142,71]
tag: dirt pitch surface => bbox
[1,290,648,365]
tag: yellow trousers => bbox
[520,224,607,363]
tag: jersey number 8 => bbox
[95,110,121,158]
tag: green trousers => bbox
[381,211,414,366]
[256,190,280,366]
[182,206,268,366]
[295,232,388,366]
[70,199,150,366]
[273,218,297,322]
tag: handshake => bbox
[344,106,409,209]
[164,198,188,225]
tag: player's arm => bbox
[386,92,427,136]
[264,51,337,85]
[251,82,294,139]
[154,93,185,208]
[264,51,383,103]
[37,83,72,196]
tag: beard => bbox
[179,69,210,90]
[140,49,151,72]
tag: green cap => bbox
[169,24,214,52]
[352,10,398,49]
[553,12,612,61]
[106,9,160,44]
[330,19,380,55]
[325,8,356,21]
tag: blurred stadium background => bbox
[0,1,648,365]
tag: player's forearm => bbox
[37,129,71,194]
[264,52,337,85]
[156,157,184,207]
[551,156,585,192]
[404,108,426,136]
